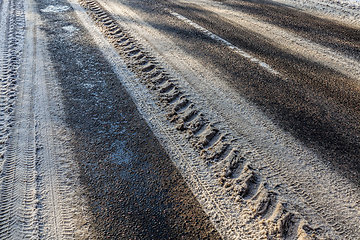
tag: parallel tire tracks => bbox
[0,0,26,237]
[0,0,82,238]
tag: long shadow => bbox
[113,0,360,185]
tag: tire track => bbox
[0,0,25,175]
[0,1,41,236]
[151,4,360,238]
[245,140,360,238]
[0,0,83,238]
[0,0,26,237]
[22,0,81,238]
[33,44,75,239]
[76,0,329,238]
[165,3,360,237]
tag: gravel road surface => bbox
[0,0,359,239]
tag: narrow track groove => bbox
[0,0,26,237]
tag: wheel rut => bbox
[0,0,26,237]
[0,0,86,238]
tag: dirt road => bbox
[0,0,359,239]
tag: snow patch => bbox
[272,0,360,27]
[332,0,360,6]
[41,5,70,13]
[82,82,94,89]
[62,25,78,33]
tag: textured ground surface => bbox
[0,0,359,239]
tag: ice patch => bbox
[62,25,78,33]
[318,0,360,7]
[337,0,360,4]
[108,140,133,165]
[41,5,70,13]
[82,83,94,89]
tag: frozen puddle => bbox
[107,139,133,165]
[41,5,70,13]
